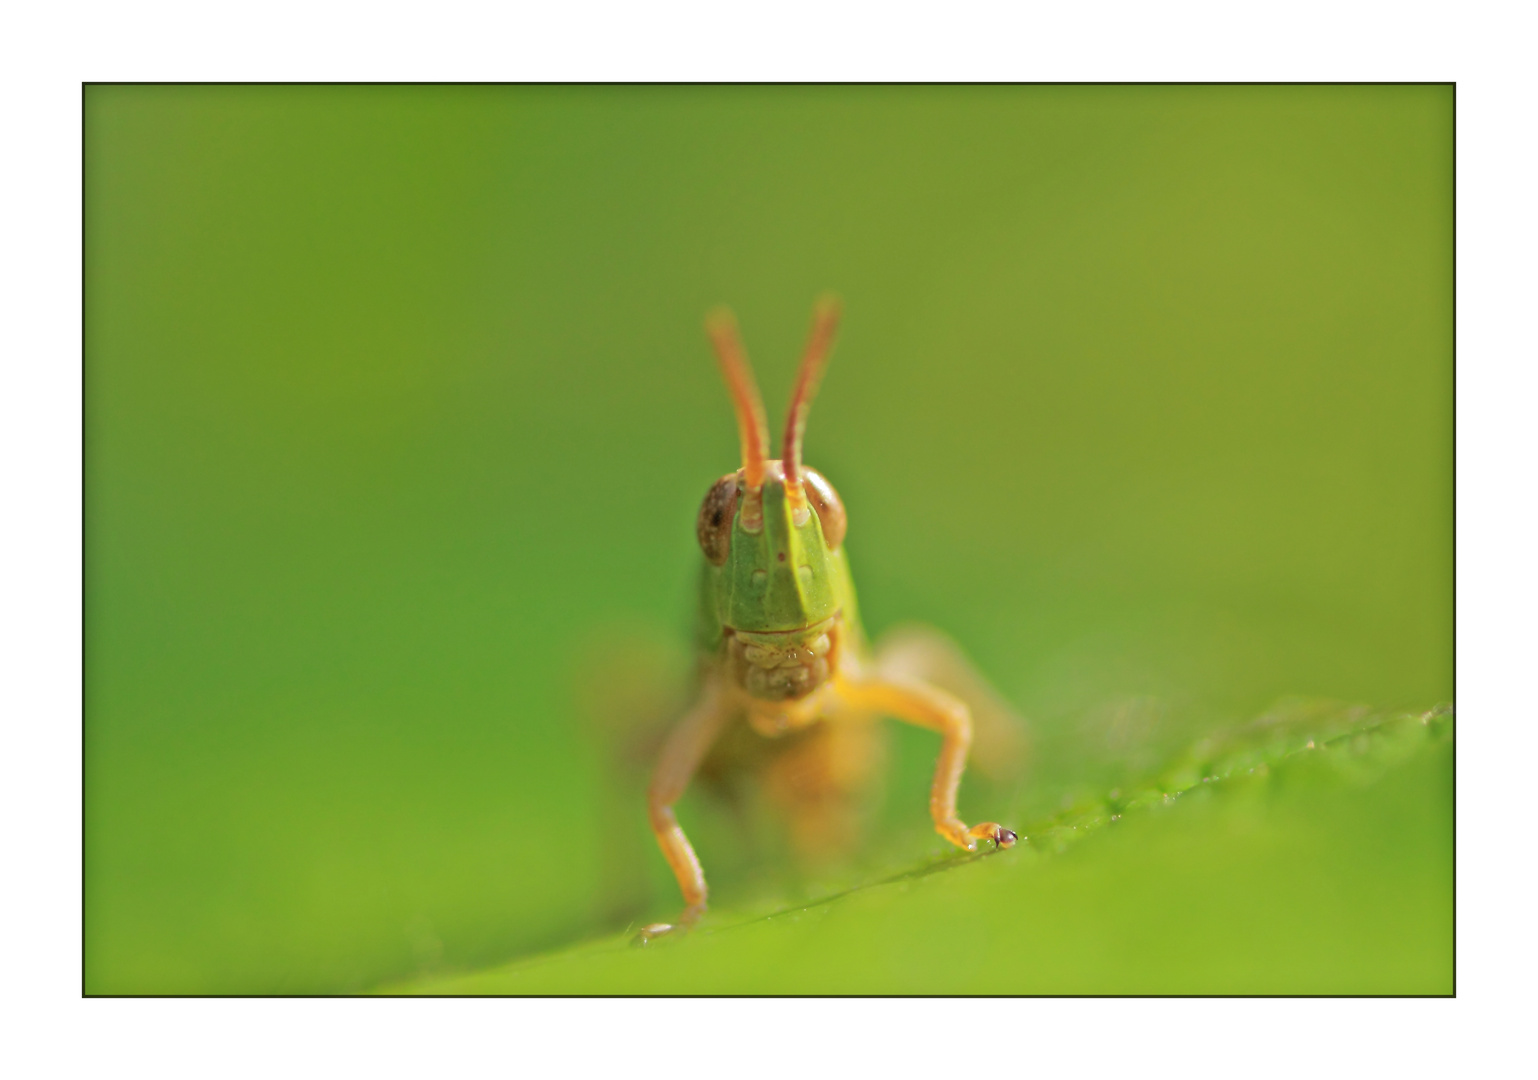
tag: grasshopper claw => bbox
[938,819,1018,851]
[965,822,1018,850]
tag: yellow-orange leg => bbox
[637,676,734,944]
[873,624,1026,782]
[838,676,1018,852]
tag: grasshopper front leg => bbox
[637,674,734,944]
[874,624,1026,782]
[838,676,1018,852]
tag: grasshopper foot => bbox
[631,903,706,946]
[632,923,677,946]
[938,820,1019,852]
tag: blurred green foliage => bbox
[84,86,1451,994]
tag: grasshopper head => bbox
[698,459,847,634]
[697,297,849,644]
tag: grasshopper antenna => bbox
[782,293,843,524]
[706,307,771,531]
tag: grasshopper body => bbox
[640,298,1019,941]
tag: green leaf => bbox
[382,704,1452,995]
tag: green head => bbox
[696,298,854,640]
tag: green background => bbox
[84,85,1452,994]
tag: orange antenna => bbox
[782,294,843,519]
[705,307,770,492]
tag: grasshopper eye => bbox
[801,467,846,551]
[697,473,740,566]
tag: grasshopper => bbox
[639,296,1020,942]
